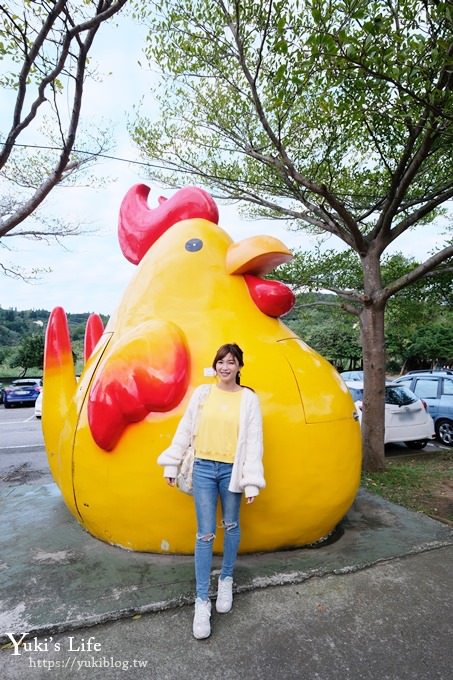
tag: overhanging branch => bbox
[379,243,453,302]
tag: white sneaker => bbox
[216,576,233,613]
[193,598,211,639]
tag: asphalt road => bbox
[0,406,51,484]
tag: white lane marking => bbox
[0,418,38,425]
[0,444,43,450]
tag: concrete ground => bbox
[1,485,452,680]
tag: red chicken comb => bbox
[118,184,219,264]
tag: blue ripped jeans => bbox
[192,458,242,601]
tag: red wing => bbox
[88,321,190,451]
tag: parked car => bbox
[34,376,78,417]
[340,370,364,381]
[34,390,43,418]
[3,378,42,408]
[392,371,453,446]
[406,368,453,376]
[345,380,435,449]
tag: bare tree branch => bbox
[296,299,362,316]
[0,0,128,239]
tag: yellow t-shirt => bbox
[194,386,243,463]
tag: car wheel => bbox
[435,419,453,446]
[4,402,11,409]
[405,440,427,450]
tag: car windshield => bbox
[385,386,417,406]
[348,387,363,401]
[12,381,39,387]
[341,371,364,380]
[12,379,41,385]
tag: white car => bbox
[34,390,43,418]
[345,381,435,449]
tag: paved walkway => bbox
[1,484,452,679]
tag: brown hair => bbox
[212,343,254,390]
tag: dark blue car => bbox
[3,378,42,408]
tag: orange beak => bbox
[226,236,293,275]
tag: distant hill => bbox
[0,307,109,347]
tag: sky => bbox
[0,11,450,316]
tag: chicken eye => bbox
[185,238,203,252]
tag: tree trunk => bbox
[360,252,387,472]
[360,303,386,470]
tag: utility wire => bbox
[0,140,155,169]
[2,139,430,205]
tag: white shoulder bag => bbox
[176,386,211,495]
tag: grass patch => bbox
[362,451,453,522]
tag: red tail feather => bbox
[84,313,105,363]
[44,307,73,371]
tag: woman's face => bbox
[215,352,240,387]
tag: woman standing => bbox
[157,343,265,639]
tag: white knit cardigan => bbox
[157,385,266,497]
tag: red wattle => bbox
[244,275,295,318]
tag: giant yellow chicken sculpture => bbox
[43,185,361,553]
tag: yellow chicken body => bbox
[43,185,361,553]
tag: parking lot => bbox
[0,404,448,488]
[384,439,451,456]
[0,405,51,484]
